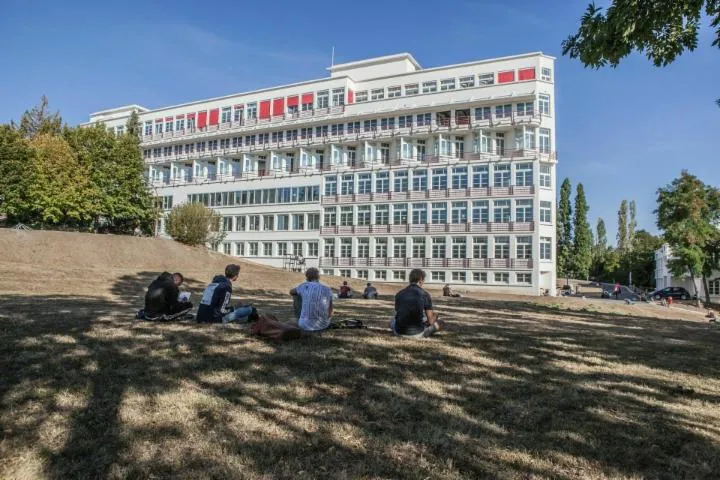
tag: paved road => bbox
[599,283,638,301]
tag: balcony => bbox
[319,257,533,269]
[320,222,534,236]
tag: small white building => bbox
[655,243,720,300]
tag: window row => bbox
[323,236,553,260]
[186,185,320,207]
[325,268,537,285]
[221,213,321,232]
[354,67,552,104]
[323,200,552,226]
[220,241,319,258]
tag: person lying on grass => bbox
[391,268,445,338]
[137,272,193,321]
[197,264,256,324]
[289,267,333,332]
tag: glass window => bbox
[431,202,447,224]
[308,242,319,257]
[516,236,533,259]
[325,176,337,195]
[472,200,489,223]
[495,104,512,118]
[405,83,419,95]
[451,201,468,224]
[357,238,370,258]
[493,164,510,187]
[375,238,388,258]
[355,91,368,103]
[375,172,389,193]
[452,271,466,282]
[452,167,468,189]
[375,204,390,225]
[440,78,456,91]
[540,164,552,188]
[393,203,408,225]
[388,86,402,98]
[340,238,352,257]
[473,272,488,283]
[249,242,259,256]
[317,90,329,109]
[341,174,354,195]
[371,88,385,101]
[398,115,413,129]
[541,67,552,82]
[539,128,551,153]
[412,203,427,225]
[473,237,488,258]
[412,169,427,191]
[324,239,335,258]
[262,242,273,256]
[340,206,354,226]
[432,168,447,190]
[432,237,446,258]
[452,237,466,258]
[540,201,552,223]
[515,163,533,186]
[356,270,368,279]
[516,102,534,117]
[432,271,446,282]
[515,199,533,222]
[478,73,494,85]
[459,75,475,88]
[358,173,371,194]
[263,215,274,231]
[494,236,510,259]
[375,270,387,280]
[393,238,407,258]
[493,200,511,223]
[472,165,489,188]
[517,273,532,284]
[246,103,257,119]
[474,107,491,121]
[495,272,509,284]
[539,94,551,115]
[332,88,345,107]
[394,171,408,192]
[357,205,371,226]
[393,270,406,281]
[292,214,305,230]
[412,237,426,258]
[540,237,552,260]
[422,81,437,93]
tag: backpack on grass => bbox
[249,312,303,342]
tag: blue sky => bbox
[2,0,719,244]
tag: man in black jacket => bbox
[197,264,255,324]
[138,272,193,321]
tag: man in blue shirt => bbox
[197,264,254,324]
[391,269,444,338]
[289,268,333,331]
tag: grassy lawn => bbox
[2,278,720,479]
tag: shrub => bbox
[165,203,226,247]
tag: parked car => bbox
[649,286,693,301]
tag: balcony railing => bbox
[321,186,534,205]
[319,257,533,269]
[320,222,535,236]
[139,111,547,148]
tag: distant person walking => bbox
[613,282,622,300]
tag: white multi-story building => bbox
[655,243,720,300]
[86,52,557,294]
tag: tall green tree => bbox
[17,95,62,138]
[28,134,94,225]
[563,1,720,105]
[557,178,573,277]
[627,230,664,288]
[126,110,141,138]
[572,183,593,278]
[628,200,637,250]
[656,171,720,304]
[617,200,629,252]
[0,126,36,224]
[590,217,608,279]
[596,218,607,248]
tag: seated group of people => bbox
[338,281,378,299]
[137,265,444,338]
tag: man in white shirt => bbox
[289,268,333,331]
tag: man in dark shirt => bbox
[362,282,378,299]
[391,269,443,338]
[338,281,353,298]
[139,272,193,321]
[197,264,255,324]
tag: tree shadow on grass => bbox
[1,276,720,479]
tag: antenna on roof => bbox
[331,46,335,67]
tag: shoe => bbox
[135,309,144,320]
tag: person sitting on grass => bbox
[362,282,378,299]
[137,272,193,321]
[197,264,255,324]
[338,280,353,299]
[290,267,333,331]
[391,269,444,338]
[442,284,461,298]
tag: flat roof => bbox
[328,52,422,72]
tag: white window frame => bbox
[459,75,475,88]
[440,78,456,91]
[405,83,419,95]
[478,73,495,85]
[541,67,552,82]
[422,81,437,93]
[371,88,385,101]
[388,85,402,98]
[355,91,368,103]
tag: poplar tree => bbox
[557,178,573,277]
[572,183,593,278]
[617,200,628,251]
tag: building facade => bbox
[655,243,720,300]
[86,52,557,294]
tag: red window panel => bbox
[234,104,243,108]
[287,96,299,107]
[164,116,173,121]
[208,108,219,126]
[175,114,185,119]
[197,111,207,128]
[347,90,354,104]
[187,112,196,119]
[259,100,271,119]
[155,118,163,122]
[498,70,515,83]
[272,98,285,116]
[518,68,536,81]
[301,92,314,104]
